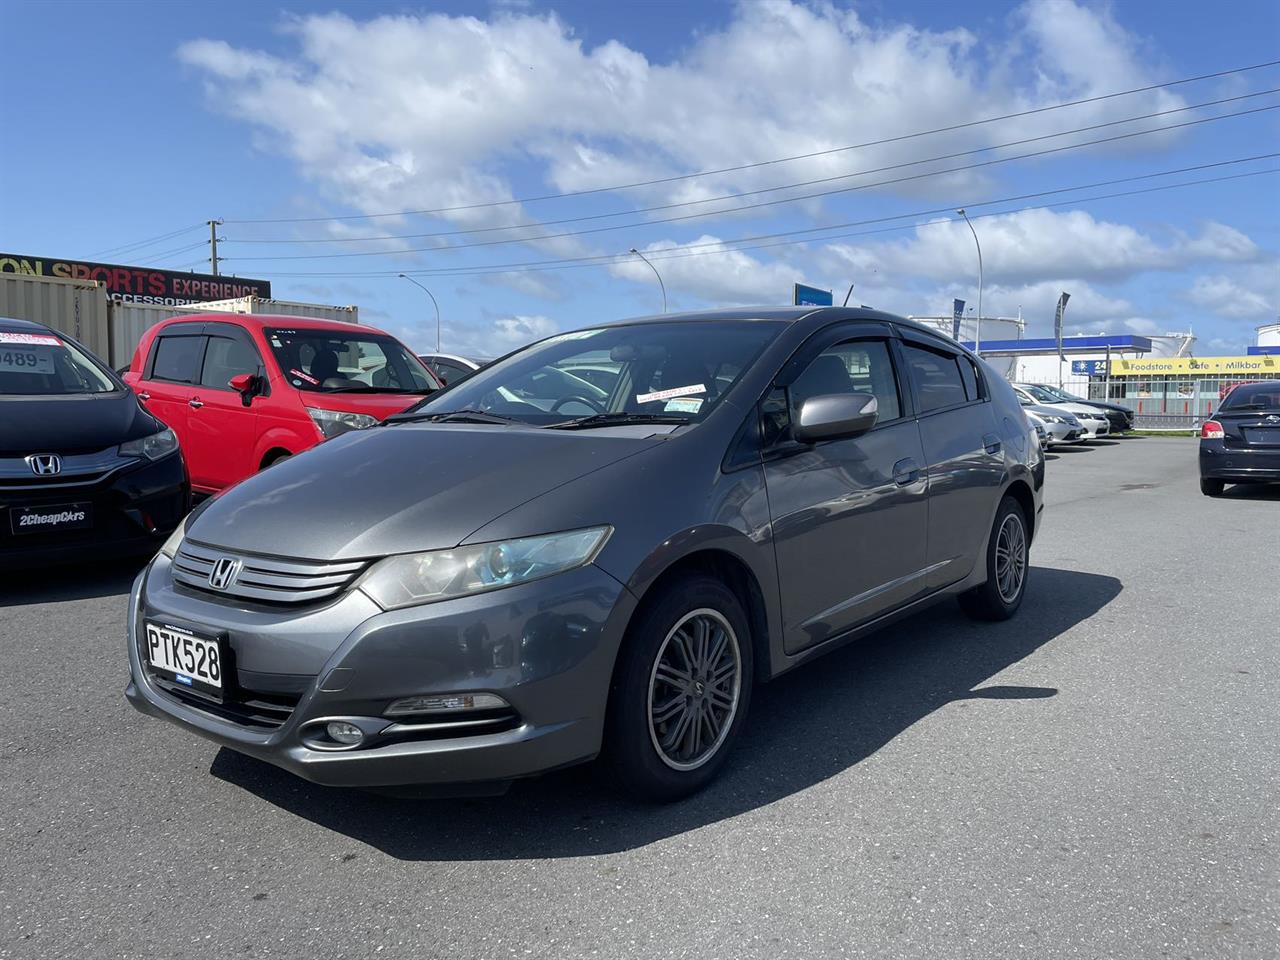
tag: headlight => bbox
[359,526,612,610]
[158,516,188,559]
[308,408,379,438]
[119,426,178,460]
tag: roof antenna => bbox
[842,283,855,307]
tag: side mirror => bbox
[228,373,258,407]
[794,392,878,443]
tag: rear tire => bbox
[1200,478,1224,497]
[959,496,1029,622]
[607,576,753,802]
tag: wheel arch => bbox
[1003,476,1037,541]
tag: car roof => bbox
[0,316,54,334]
[419,352,478,366]
[597,305,943,337]
[161,313,390,337]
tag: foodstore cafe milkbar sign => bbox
[1109,355,1280,377]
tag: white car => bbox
[1012,384,1110,439]
[1024,406,1084,445]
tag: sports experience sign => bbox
[0,253,270,306]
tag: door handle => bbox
[983,433,1002,455]
[188,397,204,409]
[137,392,150,401]
[892,458,922,485]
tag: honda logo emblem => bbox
[1267,415,1280,424]
[208,557,243,591]
[25,454,62,476]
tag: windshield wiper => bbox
[547,412,691,430]
[386,408,524,425]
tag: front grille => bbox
[151,675,300,729]
[172,542,367,605]
[0,447,133,488]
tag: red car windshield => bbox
[265,328,438,394]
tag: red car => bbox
[123,314,438,495]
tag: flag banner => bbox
[1055,292,1071,361]
[952,298,965,340]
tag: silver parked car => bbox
[1012,383,1109,439]
[1022,404,1083,445]
[126,308,1044,801]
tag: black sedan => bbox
[1034,384,1134,433]
[0,317,190,567]
[1199,381,1280,496]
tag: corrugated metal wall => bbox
[196,296,359,324]
[107,301,212,370]
[0,273,112,361]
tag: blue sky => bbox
[1,0,1277,356]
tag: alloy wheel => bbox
[994,512,1028,604]
[646,608,742,771]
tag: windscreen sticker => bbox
[664,397,704,413]
[290,368,320,385]
[637,383,706,405]
[0,346,55,376]
[0,332,61,347]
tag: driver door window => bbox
[762,338,902,446]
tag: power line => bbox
[224,58,1280,225]
[133,240,211,266]
[231,88,1280,246]
[91,223,207,260]
[223,104,1280,262]
[257,156,1280,278]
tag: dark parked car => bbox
[0,317,189,567]
[1199,381,1280,495]
[126,307,1043,800]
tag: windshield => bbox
[401,319,785,426]
[1021,384,1063,403]
[0,330,118,396]
[265,328,439,393]
[1041,385,1084,402]
[1220,383,1280,411]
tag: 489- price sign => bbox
[0,332,60,375]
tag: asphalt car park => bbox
[1,435,1275,960]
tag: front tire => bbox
[607,576,753,802]
[1200,478,1224,497]
[959,496,1029,622]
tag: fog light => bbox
[325,721,364,745]
[384,693,509,716]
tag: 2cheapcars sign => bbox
[0,253,270,306]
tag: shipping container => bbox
[193,296,359,324]
[0,272,112,361]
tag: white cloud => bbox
[609,237,802,307]
[179,0,1188,226]
[824,209,1259,287]
[1187,273,1276,319]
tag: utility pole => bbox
[208,219,224,276]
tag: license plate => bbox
[1245,428,1280,445]
[10,502,93,535]
[144,622,224,695]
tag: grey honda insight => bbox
[125,307,1044,801]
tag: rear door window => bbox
[200,336,262,390]
[150,336,206,384]
[903,343,968,413]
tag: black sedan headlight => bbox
[119,426,179,461]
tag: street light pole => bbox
[629,248,667,314]
[957,209,983,356]
[398,274,441,353]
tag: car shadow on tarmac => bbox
[0,557,147,606]
[211,565,1121,860]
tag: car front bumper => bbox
[1041,422,1080,444]
[1199,440,1280,482]
[125,553,637,790]
[0,452,189,569]
[1078,419,1109,440]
